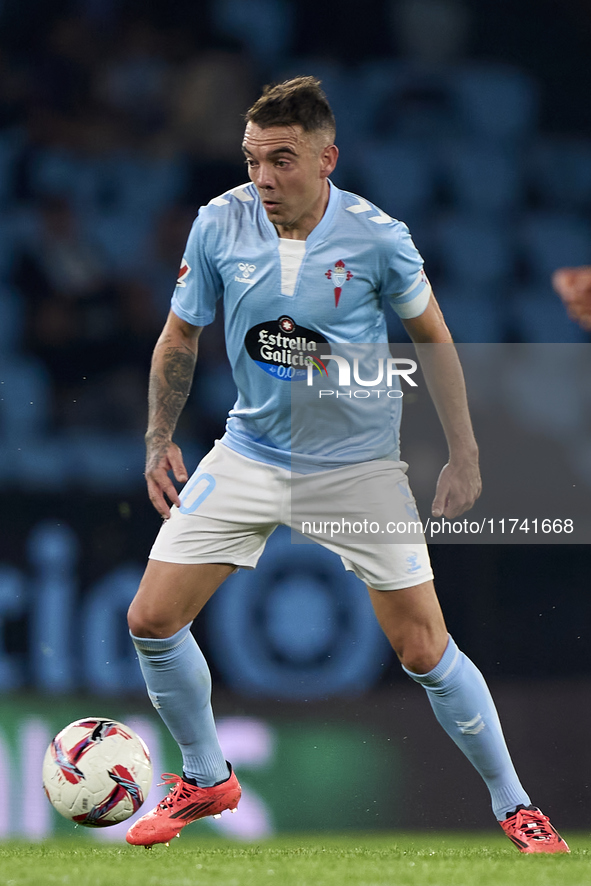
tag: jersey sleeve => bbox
[381,224,432,319]
[170,212,223,327]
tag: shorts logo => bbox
[236,262,256,284]
[179,473,216,514]
[406,553,421,574]
[325,260,353,307]
[176,261,191,287]
[405,501,420,521]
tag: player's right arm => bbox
[145,309,203,518]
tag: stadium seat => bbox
[212,0,295,70]
[528,136,591,211]
[29,146,85,205]
[432,212,514,287]
[0,127,25,207]
[91,154,188,217]
[81,208,154,272]
[0,286,26,354]
[0,357,52,444]
[0,207,42,277]
[441,139,524,215]
[355,138,437,222]
[510,283,589,343]
[0,214,17,279]
[63,431,146,491]
[12,438,71,490]
[356,58,405,128]
[61,431,205,492]
[452,62,540,143]
[433,283,507,342]
[518,212,591,283]
[359,60,461,142]
[31,148,187,218]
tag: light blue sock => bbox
[131,624,229,787]
[403,635,530,820]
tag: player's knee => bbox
[395,632,448,675]
[399,646,442,674]
[127,599,178,639]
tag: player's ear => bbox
[320,144,338,178]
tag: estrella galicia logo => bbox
[245,316,331,381]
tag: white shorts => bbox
[150,441,434,591]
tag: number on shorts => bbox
[179,473,216,514]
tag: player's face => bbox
[242,122,338,239]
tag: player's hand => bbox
[144,436,188,519]
[431,458,481,519]
[552,266,591,330]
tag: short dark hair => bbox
[245,76,336,140]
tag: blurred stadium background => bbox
[0,0,590,842]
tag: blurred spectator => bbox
[12,196,153,431]
[292,0,391,62]
[31,16,101,115]
[93,19,171,138]
[391,0,472,64]
[364,0,473,141]
[167,46,256,161]
[211,0,296,74]
[0,49,30,129]
[166,45,257,204]
[138,204,195,321]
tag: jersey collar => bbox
[257,179,341,245]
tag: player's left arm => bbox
[402,294,481,519]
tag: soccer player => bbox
[553,266,591,330]
[126,77,568,853]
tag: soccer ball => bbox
[42,717,153,827]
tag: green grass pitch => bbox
[0,832,589,886]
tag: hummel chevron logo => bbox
[368,208,392,224]
[456,713,486,735]
[235,262,256,284]
[346,197,372,214]
[230,184,254,202]
[209,184,254,206]
[345,197,392,224]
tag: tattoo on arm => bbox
[146,345,196,449]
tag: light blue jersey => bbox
[171,181,431,470]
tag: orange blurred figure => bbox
[553,266,591,330]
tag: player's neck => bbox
[274,181,330,241]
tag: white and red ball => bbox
[42,717,153,827]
